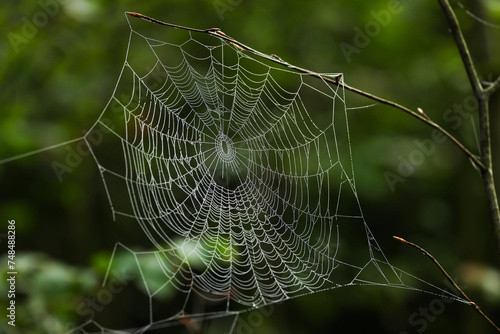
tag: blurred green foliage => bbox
[1,0,500,333]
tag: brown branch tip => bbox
[125,12,142,17]
[393,236,406,243]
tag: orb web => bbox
[48,13,466,333]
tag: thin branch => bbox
[436,0,484,98]
[393,236,500,332]
[126,11,208,33]
[125,11,486,171]
[478,98,500,255]
[125,12,342,82]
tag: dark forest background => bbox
[1,0,500,333]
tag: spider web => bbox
[2,13,467,334]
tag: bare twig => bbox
[436,0,500,258]
[393,236,500,332]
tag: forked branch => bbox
[485,76,500,97]
[436,0,500,258]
